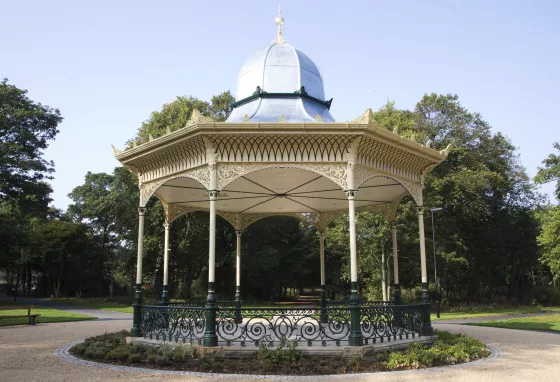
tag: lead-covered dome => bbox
[226,14,335,123]
[236,43,326,101]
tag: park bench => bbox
[0,305,41,325]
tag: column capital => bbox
[345,189,358,198]
[416,206,424,215]
[138,207,147,216]
[208,190,220,200]
[163,222,170,230]
[235,230,243,237]
[318,230,325,240]
[391,221,397,229]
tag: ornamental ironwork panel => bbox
[215,307,351,347]
[140,305,205,344]
[360,304,424,344]
[139,303,427,347]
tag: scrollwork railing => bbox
[140,305,206,343]
[139,303,427,347]
[360,304,425,344]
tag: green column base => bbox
[319,285,328,324]
[234,285,242,324]
[160,285,169,305]
[131,283,143,337]
[203,282,218,347]
[393,283,401,304]
[419,282,434,336]
[348,282,363,346]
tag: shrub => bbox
[146,354,157,364]
[106,346,132,362]
[155,355,171,366]
[71,343,86,356]
[83,344,107,360]
[257,339,301,366]
[385,330,489,370]
[128,353,143,363]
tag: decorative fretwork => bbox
[135,136,207,183]
[163,204,203,224]
[357,197,405,222]
[207,135,355,163]
[139,165,211,207]
[217,162,347,190]
[358,136,434,181]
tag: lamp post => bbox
[430,207,443,318]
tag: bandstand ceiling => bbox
[154,167,408,214]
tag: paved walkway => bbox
[1,304,560,381]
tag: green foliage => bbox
[0,78,61,209]
[385,330,489,369]
[257,339,301,366]
[535,142,560,199]
[537,206,560,281]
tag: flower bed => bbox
[70,330,490,375]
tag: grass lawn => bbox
[0,301,96,327]
[432,306,560,321]
[44,298,134,314]
[44,298,283,313]
[466,313,560,332]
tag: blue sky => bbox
[1,0,558,208]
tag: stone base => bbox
[129,336,435,359]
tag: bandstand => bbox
[113,12,449,349]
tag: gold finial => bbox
[274,5,285,43]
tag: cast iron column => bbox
[319,230,327,323]
[131,206,146,337]
[347,190,363,346]
[160,222,170,305]
[234,229,243,323]
[391,222,401,304]
[417,205,434,336]
[203,190,219,347]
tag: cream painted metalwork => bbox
[121,11,448,344]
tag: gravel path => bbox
[1,319,560,381]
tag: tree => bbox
[535,144,560,282]
[371,94,541,303]
[537,206,560,282]
[0,79,62,213]
[535,142,560,199]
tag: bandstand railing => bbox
[139,302,428,347]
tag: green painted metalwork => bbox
[160,285,169,305]
[131,283,142,337]
[231,86,334,110]
[348,281,363,346]
[203,281,217,346]
[394,283,402,304]
[419,282,434,336]
[234,286,242,324]
[319,285,327,324]
[138,302,426,347]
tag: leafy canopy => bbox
[0,78,62,211]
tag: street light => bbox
[430,207,443,317]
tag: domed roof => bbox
[226,11,335,123]
[235,43,326,101]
